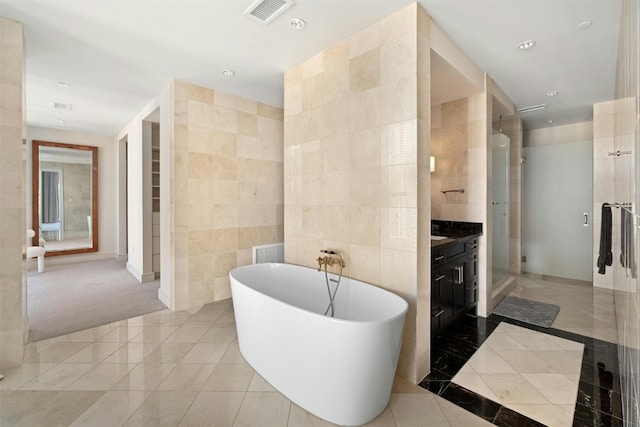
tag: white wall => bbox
[27,126,117,263]
[115,87,171,300]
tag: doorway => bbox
[522,140,593,281]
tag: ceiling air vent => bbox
[52,102,72,111]
[244,0,294,25]
[518,104,546,113]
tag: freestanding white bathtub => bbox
[229,263,408,426]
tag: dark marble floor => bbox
[419,314,624,426]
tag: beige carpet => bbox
[27,259,167,342]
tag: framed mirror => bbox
[32,140,98,256]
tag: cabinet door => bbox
[452,263,466,313]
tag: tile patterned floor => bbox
[451,323,584,426]
[421,315,624,426]
[1,299,494,427]
[2,273,624,426]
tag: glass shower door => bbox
[492,132,510,288]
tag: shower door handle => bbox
[583,213,588,226]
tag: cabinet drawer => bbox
[432,247,445,266]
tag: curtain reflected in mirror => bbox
[32,140,98,256]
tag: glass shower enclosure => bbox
[492,132,510,288]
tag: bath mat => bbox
[492,296,560,328]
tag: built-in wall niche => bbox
[150,121,160,277]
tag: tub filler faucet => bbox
[316,250,346,318]
[316,250,345,271]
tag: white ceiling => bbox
[0,0,621,135]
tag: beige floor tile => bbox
[179,391,245,427]
[247,372,276,392]
[20,363,94,390]
[0,363,57,390]
[233,391,291,427]
[389,393,450,426]
[164,327,210,343]
[182,343,230,364]
[66,363,136,390]
[484,332,528,351]
[148,312,194,327]
[479,373,551,405]
[199,327,237,344]
[111,363,177,391]
[70,390,149,427]
[467,349,516,374]
[495,350,555,374]
[521,373,579,404]
[142,342,195,364]
[391,376,429,394]
[123,390,198,426]
[156,364,217,391]
[96,327,145,343]
[24,342,90,363]
[360,405,397,427]
[219,343,248,364]
[63,342,125,363]
[130,326,179,343]
[0,390,103,426]
[203,363,255,391]
[531,350,584,374]
[213,312,237,328]
[434,395,494,426]
[287,403,339,426]
[103,342,161,364]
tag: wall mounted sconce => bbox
[430,156,435,173]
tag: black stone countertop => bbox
[431,220,483,247]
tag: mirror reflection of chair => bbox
[26,229,46,273]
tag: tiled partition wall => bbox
[170,81,284,311]
[0,17,26,369]
[501,116,523,276]
[430,96,487,223]
[611,0,640,423]
[283,3,432,383]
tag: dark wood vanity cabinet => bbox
[431,236,479,340]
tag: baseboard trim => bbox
[36,252,117,268]
[115,253,128,262]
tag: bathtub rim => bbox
[229,262,409,327]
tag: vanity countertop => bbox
[430,220,483,247]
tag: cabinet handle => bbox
[434,309,445,318]
[454,266,464,284]
[435,274,446,282]
[434,255,444,261]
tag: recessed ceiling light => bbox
[546,91,559,97]
[56,119,66,123]
[547,119,554,124]
[57,81,71,88]
[221,69,235,77]
[289,17,306,30]
[577,21,593,30]
[518,40,536,50]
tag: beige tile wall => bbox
[430,95,487,223]
[0,17,26,369]
[170,81,284,311]
[283,3,432,383]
